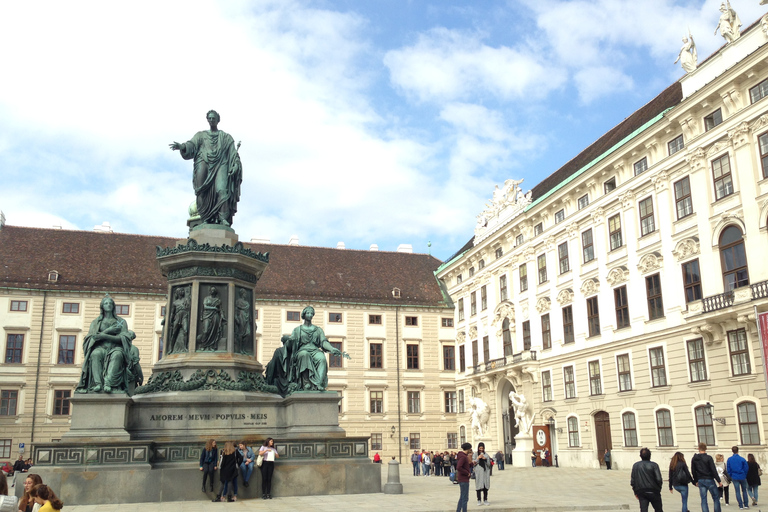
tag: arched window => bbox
[502,318,512,357]
[567,417,580,447]
[738,401,760,445]
[459,425,466,445]
[622,412,638,447]
[695,405,715,445]
[720,226,749,291]
[656,409,674,446]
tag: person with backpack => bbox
[669,451,694,512]
[422,451,431,477]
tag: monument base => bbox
[511,434,534,467]
[62,394,132,442]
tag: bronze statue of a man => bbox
[170,110,242,227]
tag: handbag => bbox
[470,467,476,480]
[759,466,763,476]
[256,453,264,467]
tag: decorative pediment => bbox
[566,222,578,239]
[651,171,668,192]
[545,236,556,250]
[591,207,605,224]
[468,326,478,339]
[637,251,663,274]
[580,278,599,297]
[523,247,535,262]
[672,237,700,262]
[606,266,629,286]
[535,297,551,314]
[685,146,706,171]
[728,121,750,148]
[492,302,515,326]
[706,139,730,158]
[556,288,574,305]
[619,191,635,210]
[750,113,768,133]
[474,179,532,243]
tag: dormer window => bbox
[633,157,648,176]
[704,109,723,131]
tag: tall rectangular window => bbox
[480,285,487,311]
[499,275,508,301]
[760,132,768,179]
[568,417,580,447]
[407,391,420,414]
[682,259,702,303]
[516,234,524,246]
[555,209,565,224]
[578,194,589,209]
[608,214,622,250]
[704,108,723,131]
[562,306,574,344]
[614,286,630,329]
[409,433,420,450]
[687,338,707,382]
[0,391,18,416]
[495,247,503,259]
[646,273,664,320]
[668,134,684,155]
[649,347,667,387]
[674,177,693,219]
[537,254,548,284]
[738,402,760,445]
[370,391,383,413]
[5,334,23,363]
[558,242,570,274]
[522,321,531,351]
[582,229,594,263]
[534,223,543,236]
[728,329,751,376]
[541,314,551,350]
[750,79,768,103]
[622,412,638,447]
[587,296,600,337]
[443,345,455,371]
[370,343,383,369]
[447,433,458,449]
[0,440,9,459]
[639,197,655,236]
[458,298,464,321]
[329,342,343,368]
[633,157,648,176]
[656,409,674,446]
[617,354,632,391]
[57,335,76,364]
[371,433,383,451]
[459,344,466,372]
[406,344,419,370]
[472,339,478,368]
[519,264,528,292]
[445,391,457,413]
[588,360,602,395]
[482,336,490,363]
[563,366,576,399]
[470,292,477,316]
[542,371,552,402]
[604,177,616,193]
[712,154,734,200]
[458,389,465,413]
[696,406,716,445]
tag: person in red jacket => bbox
[455,442,473,512]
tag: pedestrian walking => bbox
[455,443,473,512]
[604,448,612,470]
[691,442,722,512]
[473,442,492,506]
[630,447,663,512]
[715,454,730,506]
[668,451,693,512]
[746,453,761,506]
[494,451,504,471]
[727,446,749,509]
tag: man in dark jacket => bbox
[455,442,473,512]
[630,447,663,512]
[727,446,750,509]
[691,442,722,512]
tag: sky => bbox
[1,0,766,261]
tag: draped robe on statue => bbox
[76,314,132,393]
[180,129,242,226]
[287,324,332,391]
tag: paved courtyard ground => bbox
[48,463,762,512]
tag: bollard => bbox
[383,459,404,494]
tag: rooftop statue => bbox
[170,110,243,227]
[674,32,698,73]
[715,1,742,43]
[75,295,142,395]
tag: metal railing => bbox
[470,350,538,374]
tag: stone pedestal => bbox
[62,394,132,442]
[511,434,534,467]
[383,460,403,494]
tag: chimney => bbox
[288,235,299,246]
[396,244,413,253]
[369,244,379,251]
[336,242,345,249]
[94,221,113,233]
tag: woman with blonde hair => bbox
[715,453,731,505]
[18,474,43,512]
[31,485,63,512]
[217,442,243,502]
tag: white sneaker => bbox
[483,501,490,506]
[477,500,482,506]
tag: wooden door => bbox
[594,411,612,466]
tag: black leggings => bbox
[261,461,275,495]
[202,462,215,489]
[476,488,488,501]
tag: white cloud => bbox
[574,66,634,104]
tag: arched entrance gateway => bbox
[594,411,612,467]
[499,379,519,461]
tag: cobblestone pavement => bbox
[59,463,756,512]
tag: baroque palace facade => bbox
[0,225,456,461]
[437,20,768,469]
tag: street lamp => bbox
[704,402,727,426]
[547,416,563,434]
[390,425,396,437]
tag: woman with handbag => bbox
[668,452,693,512]
[199,439,218,493]
[747,453,761,506]
[716,453,731,506]
[259,437,279,500]
[218,442,243,502]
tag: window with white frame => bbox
[638,197,655,236]
[728,329,751,376]
[555,209,565,224]
[578,194,589,209]
[370,390,383,413]
[622,412,638,446]
[582,229,594,263]
[542,370,552,402]
[738,401,760,445]
[407,391,420,414]
[633,157,648,176]
[674,176,693,219]
[534,223,543,236]
[617,354,632,391]
[687,339,707,382]
[537,254,547,284]
[695,405,715,445]
[371,433,383,451]
[564,366,576,399]
[649,347,667,387]
[750,79,768,103]
[712,153,734,200]
[588,360,602,395]
[704,108,723,131]
[567,417,580,447]
[608,214,622,250]
[656,409,674,446]
[445,391,457,413]
[668,134,684,155]
[558,242,570,274]
[458,389,465,413]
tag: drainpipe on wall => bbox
[30,290,47,446]
[395,304,402,463]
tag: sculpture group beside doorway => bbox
[509,391,533,435]
[469,397,491,438]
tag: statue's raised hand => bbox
[169,141,182,151]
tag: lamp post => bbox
[704,402,727,426]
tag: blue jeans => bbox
[732,479,749,508]
[221,478,238,497]
[748,484,759,504]
[412,460,420,475]
[240,461,254,483]
[673,484,689,512]
[423,462,430,475]
[698,478,722,512]
[456,481,469,512]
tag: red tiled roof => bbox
[0,225,448,307]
